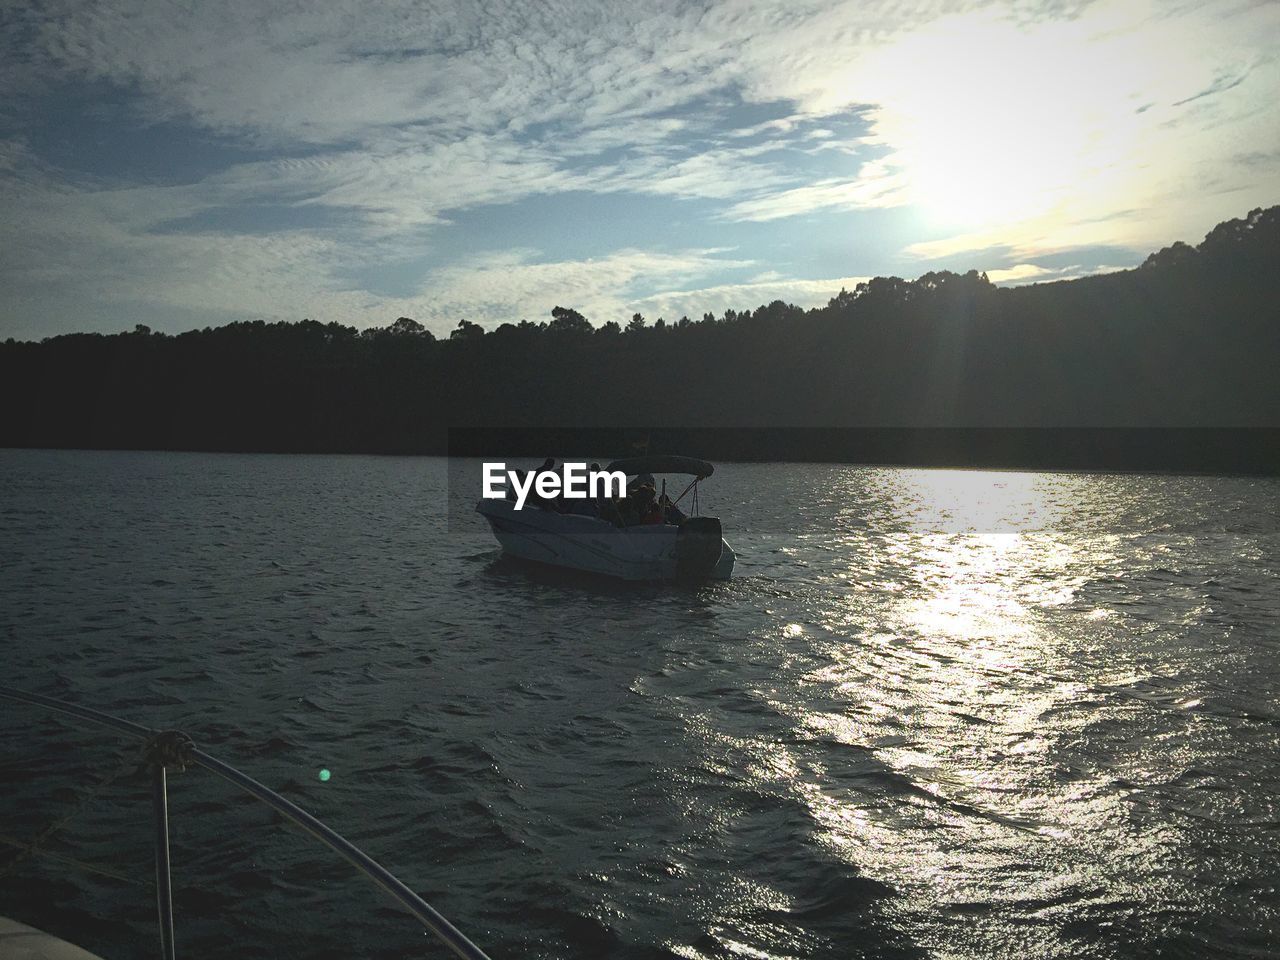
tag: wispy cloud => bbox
[721,159,908,221]
[1,0,1277,338]
[632,274,873,321]
[402,248,759,332]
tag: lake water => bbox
[2,448,1279,960]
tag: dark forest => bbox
[3,206,1278,471]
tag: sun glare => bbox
[828,3,1202,234]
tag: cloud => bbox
[0,190,369,336]
[987,261,1133,285]
[983,263,1058,285]
[2,0,1278,340]
[721,159,908,221]
[399,248,759,333]
[284,136,581,233]
[614,148,799,202]
[402,254,879,333]
[10,0,729,146]
[631,274,873,321]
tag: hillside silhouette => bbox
[2,206,1278,470]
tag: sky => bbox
[1,0,1277,340]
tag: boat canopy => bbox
[606,455,714,478]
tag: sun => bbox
[824,4,1176,234]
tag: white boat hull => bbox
[476,499,734,581]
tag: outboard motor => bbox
[675,516,724,580]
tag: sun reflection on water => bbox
[766,469,1148,955]
[664,467,1277,958]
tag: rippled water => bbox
[2,449,1279,960]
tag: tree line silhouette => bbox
[2,206,1277,469]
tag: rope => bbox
[0,834,144,887]
[0,749,138,881]
[670,478,705,518]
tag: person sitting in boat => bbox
[617,485,644,526]
[626,481,664,525]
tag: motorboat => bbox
[475,455,735,581]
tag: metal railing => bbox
[0,685,494,960]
